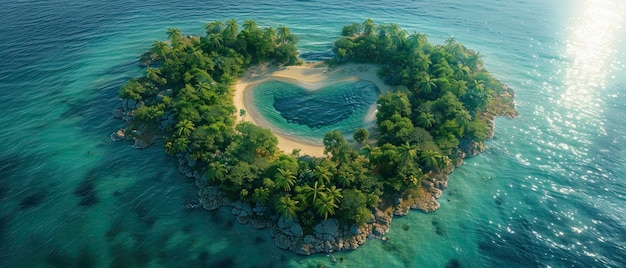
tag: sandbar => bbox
[233,62,390,157]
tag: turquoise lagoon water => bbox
[251,79,379,143]
[0,0,625,267]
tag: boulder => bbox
[303,235,315,244]
[278,216,303,236]
[112,108,123,119]
[350,225,360,235]
[110,129,127,141]
[121,99,129,112]
[313,218,339,237]
[252,218,267,229]
[133,137,153,149]
[252,206,267,215]
[274,233,291,249]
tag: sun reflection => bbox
[561,0,625,107]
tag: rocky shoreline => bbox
[183,157,393,255]
[111,97,503,255]
[176,140,486,255]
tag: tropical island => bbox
[111,19,517,255]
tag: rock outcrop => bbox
[110,87,511,255]
[188,155,393,255]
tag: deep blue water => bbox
[0,0,625,267]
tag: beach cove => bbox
[233,62,391,157]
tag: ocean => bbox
[0,0,624,267]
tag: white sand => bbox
[233,62,391,157]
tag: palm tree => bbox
[336,169,355,188]
[415,53,432,72]
[420,150,442,171]
[208,33,223,49]
[173,137,190,153]
[224,19,238,39]
[207,161,228,183]
[243,20,258,32]
[455,64,471,80]
[190,46,204,61]
[455,109,472,134]
[466,51,483,72]
[264,27,276,43]
[407,32,429,49]
[359,144,373,158]
[397,142,417,165]
[313,166,332,185]
[277,25,291,44]
[195,81,211,94]
[451,79,468,97]
[353,128,369,144]
[276,196,299,220]
[204,20,224,35]
[275,168,296,192]
[377,24,390,43]
[175,119,195,137]
[444,36,457,47]
[145,67,162,83]
[388,23,407,49]
[239,109,246,122]
[252,187,270,205]
[417,72,437,95]
[325,185,343,204]
[471,79,485,92]
[315,194,338,220]
[417,112,436,129]
[166,28,183,48]
[444,37,463,58]
[151,41,171,60]
[362,18,375,36]
[303,181,326,204]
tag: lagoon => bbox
[251,79,379,142]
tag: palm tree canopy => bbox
[275,168,297,192]
[362,18,375,36]
[243,20,258,32]
[224,19,239,39]
[204,21,224,35]
[303,181,326,203]
[276,196,299,220]
[315,194,338,220]
[175,119,195,137]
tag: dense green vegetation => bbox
[119,19,515,232]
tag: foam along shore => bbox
[233,62,391,157]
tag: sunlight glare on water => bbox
[561,0,625,108]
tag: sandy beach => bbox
[233,62,391,157]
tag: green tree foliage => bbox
[353,128,369,144]
[228,122,278,162]
[276,196,299,220]
[339,189,371,226]
[275,168,297,192]
[119,79,147,100]
[315,193,338,220]
[175,119,195,137]
[118,19,513,232]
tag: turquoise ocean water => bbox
[0,0,624,267]
[252,79,379,143]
